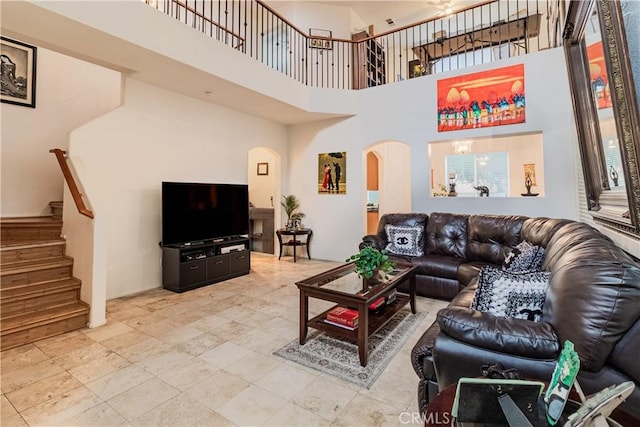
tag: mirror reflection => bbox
[584,5,627,193]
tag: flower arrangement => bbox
[346,246,395,281]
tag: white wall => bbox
[0,47,121,217]
[69,78,288,299]
[248,147,278,209]
[288,48,579,263]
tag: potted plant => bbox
[281,194,305,228]
[346,246,395,283]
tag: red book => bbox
[326,306,359,327]
[369,297,385,311]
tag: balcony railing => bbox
[144,0,565,89]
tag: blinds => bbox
[445,152,509,197]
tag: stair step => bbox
[0,302,89,350]
[1,217,63,242]
[0,257,74,288]
[49,201,63,219]
[1,278,82,318]
[0,239,66,264]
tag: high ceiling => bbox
[266,1,484,33]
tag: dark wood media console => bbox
[162,236,250,292]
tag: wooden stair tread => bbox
[1,301,89,333]
[1,216,62,225]
[1,256,73,275]
[1,278,81,299]
[0,239,65,250]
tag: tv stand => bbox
[162,236,250,293]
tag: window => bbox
[446,152,509,197]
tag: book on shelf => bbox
[385,289,397,305]
[324,319,358,330]
[369,296,385,311]
[326,306,359,327]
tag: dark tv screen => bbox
[162,182,249,246]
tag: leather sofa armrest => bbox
[437,306,560,359]
[360,234,386,251]
[411,321,440,379]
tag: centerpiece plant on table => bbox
[346,246,395,283]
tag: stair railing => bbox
[49,148,94,219]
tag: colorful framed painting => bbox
[1,37,37,108]
[437,63,525,132]
[318,152,346,194]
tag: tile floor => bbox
[1,253,448,427]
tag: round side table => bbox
[276,228,312,262]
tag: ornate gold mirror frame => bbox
[563,0,640,236]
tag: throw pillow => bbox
[471,266,550,322]
[385,224,424,257]
[502,240,546,272]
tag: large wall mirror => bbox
[564,0,640,236]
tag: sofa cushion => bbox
[425,212,468,258]
[467,215,526,264]
[471,267,550,322]
[412,254,464,278]
[437,306,560,358]
[385,224,424,256]
[502,241,546,272]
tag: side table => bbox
[276,228,312,262]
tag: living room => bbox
[2,0,640,425]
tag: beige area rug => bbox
[274,309,426,389]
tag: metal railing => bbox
[144,0,565,89]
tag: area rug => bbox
[273,309,427,389]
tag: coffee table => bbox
[296,261,417,367]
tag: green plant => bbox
[345,246,395,280]
[281,194,305,224]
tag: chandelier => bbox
[453,140,473,154]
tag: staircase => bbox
[0,213,90,350]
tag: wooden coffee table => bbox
[296,261,417,367]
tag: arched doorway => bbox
[364,141,412,234]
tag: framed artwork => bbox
[524,163,537,186]
[318,152,346,194]
[1,37,37,108]
[309,28,332,50]
[437,63,525,132]
[257,162,269,176]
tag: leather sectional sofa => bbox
[359,212,640,421]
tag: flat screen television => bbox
[162,181,249,246]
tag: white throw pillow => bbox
[385,224,424,257]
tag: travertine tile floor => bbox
[1,253,448,427]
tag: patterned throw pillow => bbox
[385,224,424,257]
[471,266,550,322]
[503,240,546,272]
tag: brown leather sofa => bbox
[360,212,640,421]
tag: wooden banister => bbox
[174,0,245,49]
[49,149,94,219]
